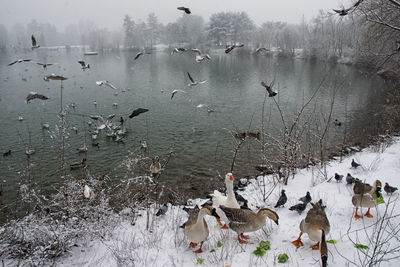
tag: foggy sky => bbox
[1,0,348,31]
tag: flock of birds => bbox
[178,157,398,267]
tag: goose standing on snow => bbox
[184,205,214,253]
[292,199,330,267]
[352,180,382,219]
[219,205,279,244]
[212,173,240,229]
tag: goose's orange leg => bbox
[354,208,363,220]
[292,232,304,247]
[189,242,197,248]
[216,218,229,229]
[194,241,204,253]
[311,241,320,250]
[240,233,250,239]
[364,208,373,218]
[237,234,250,244]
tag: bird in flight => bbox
[78,61,90,70]
[31,35,40,50]
[225,44,244,54]
[26,92,49,103]
[96,80,118,90]
[187,72,206,87]
[36,62,57,69]
[332,7,352,16]
[171,47,187,55]
[129,108,149,118]
[171,89,186,99]
[44,74,68,81]
[261,81,277,97]
[177,6,191,14]
[195,54,211,63]
[8,59,32,66]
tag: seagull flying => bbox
[171,89,186,99]
[134,51,144,60]
[96,80,118,90]
[225,44,244,54]
[177,6,191,14]
[332,7,352,16]
[78,61,90,70]
[44,74,68,81]
[187,72,206,87]
[31,35,40,50]
[195,54,211,62]
[171,47,187,54]
[256,47,269,53]
[129,108,149,118]
[261,81,277,97]
[26,92,49,103]
[8,59,32,66]
[36,62,57,69]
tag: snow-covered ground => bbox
[55,138,400,266]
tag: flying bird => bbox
[274,189,287,208]
[332,7,352,16]
[191,48,201,54]
[195,54,211,62]
[171,89,186,99]
[384,182,398,195]
[334,119,342,126]
[44,74,67,81]
[351,159,360,168]
[78,60,90,70]
[129,108,149,118]
[187,72,206,87]
[334,173,344,183]
[261,81,277,97]
[31,35,40,50]
[134,51,144,60]
[26,92,49,103]
[171,47,187,54]
[96,80,118,90]
[36,62,57,69]
[225,44,244,54]
[256,47,269,53]
[177,6,191,14]
[8,59,32,66]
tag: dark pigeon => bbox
[351,159,361,168]
[299,191,312,204]
[384,182,398,195]
[274,189,287,208]
[346,173,356,184]
[289,202,308,214]
[334,173,344,183]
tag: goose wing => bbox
[219,205,252,224]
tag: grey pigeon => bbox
[274,189,287,208]
[334,173,344,183]
[384,182,398,195]
[261,81,277,97]
[289,202,308,214]
[351,159,360,168]
[346,173,356,184]
[299,191,311,203]
[156,203,168,216]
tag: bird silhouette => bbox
[384,182,398,195]
[26,92,49,103]
[187,72,206,87]
[351,159,360,168]
[261,81,277,97]
[177,6,191,14]
[134,51,144,60]
[334,173,344,183]
[334,119,342,126]
[171,89,186,99]
[274,189,287,208]
[129,108,149,118]
[256,47,269,53]
[171,47,187,54]
[8,59,32,66]
[3,150,11,157]
[225,44,244,54]
[35,62,57,69]
[78,61,90,70]
[96,80,117,90]
[31,35,40,50]
[332,7,352,16]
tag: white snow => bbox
[54,138,400,266]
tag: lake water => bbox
[0,48,392,214]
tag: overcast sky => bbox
[1,0,348,31]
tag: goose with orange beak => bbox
[212,173,240,229]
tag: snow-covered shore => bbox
[52,137,400,267]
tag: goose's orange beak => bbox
[229,174,234,181]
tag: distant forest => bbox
[0,0,399,75]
